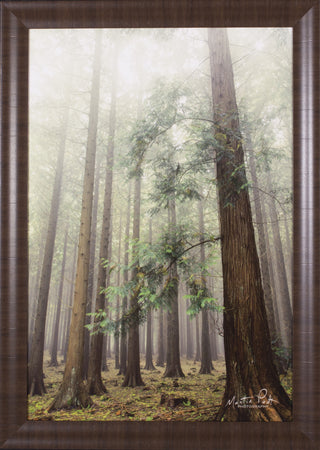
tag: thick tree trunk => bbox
[163,197,184,378]
[208,28,291,421]
[49,228,68,366]
[87,44,118,395]
[83,156,101,379]
[28,80,70,396]
[49,30,102,410]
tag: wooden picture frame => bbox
[1,0,319,448]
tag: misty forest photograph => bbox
[28,27,292,422]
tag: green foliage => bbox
[184,278,224,317]
[87,224,221,335]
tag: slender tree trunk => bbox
[83,156,101,379]
[156,307,165,367]
[114,217,122,370]
[29,227,46,354]
[260,198,282,340]
[87,44,118,395]
[163,196,184,378]
[122,172,145,387]
[198,199,213,374]
[101,335,108,371]
[63,243,77,362]
[186,299,193,360]
[144,219,155,370]
[49,228,68,366]
[283,215,292,303]
[118,183,131,375]
[28,79,71,396]
[144,310,155,370]
[49,30,102,410]
[194,315,200,362]
[209,311,218,361]
[208,28,291,421]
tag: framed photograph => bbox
[1,0,319,448]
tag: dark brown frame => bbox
[1,0,319,448]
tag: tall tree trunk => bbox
[246,132,278,343]
[163,196,184,378]
[122,172,145,387]
[102,218,113,372]
[114,217,122,370]
[144,219,155,370]
[87,43,118,395]
[194,315,200,362]
[49,30,102,410]
[246,135,287,374]
[29,227,46,354]
[28,79,71,396]
[83,156,101,379]
[156,307,165,367]
[49,227,68,366]
[198,199,213,374]
[265,170,292,351]
[144,310,155,370]
[209,311,218,361]
[118,182,131,375]
[260,198,282,340]
[186,299,193,360]
[208,28,291,421]
[63,242,77,362]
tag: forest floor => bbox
[28,353,292,422]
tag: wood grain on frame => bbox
[0,0,319,448]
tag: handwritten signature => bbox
[226,389,279,409]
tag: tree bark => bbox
[194,315,200,362]
[198,199,213,374]
[122,172,145,387]
[49,30,102,410]
[87,43,118,395]
[49,227,68,366]
[186,299,193,360]
[208,28,291,421]
[83,156,101,379]
[163,195,184,378]
[114,217,122,370]
[144,219,155,370]
[118,182,131,375]
[63,243,77,362]
[156,307,165,367]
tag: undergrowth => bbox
[28,353,292,422]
